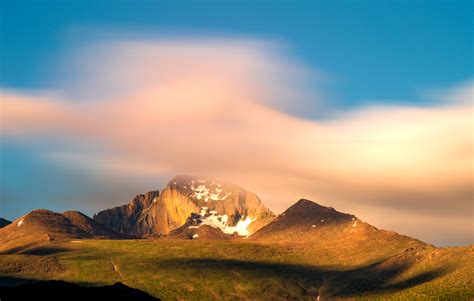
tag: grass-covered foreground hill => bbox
[0,238,472,300]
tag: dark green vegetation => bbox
[0,239,472,300]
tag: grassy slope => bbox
[0,239,472,300]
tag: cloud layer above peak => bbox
[1,37,472,246]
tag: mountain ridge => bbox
[0,179,471,300]
[0,209,125,253]
[250,198,428,265]
[93,190,159,235]
[93,175,275,237]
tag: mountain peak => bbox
[165,175,244,204]
[94,175,274,237]
[142,190,160,201]
[250,198,359,242]
[292,198,332,209]
[169,174,219,183]
[283,199,356,224]
[250,198,425,254]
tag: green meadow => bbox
[1,239,472,300]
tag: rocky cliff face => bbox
[93,175,275,237]
[133,187,198,236]
[93,191,159,235]
[62,211,123,239]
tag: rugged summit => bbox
[94,175,275,237]
[94,190,159,235]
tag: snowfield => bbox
[186,180,232,202]
[188,207,255,236]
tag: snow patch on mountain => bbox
[187,180,232,202]
[188,207,255,236]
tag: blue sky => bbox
[0,1,472,245]
[1,0,472,106]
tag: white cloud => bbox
[1,37,472,246]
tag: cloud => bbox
[1,37,472,246]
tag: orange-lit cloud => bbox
[1,38,472,245]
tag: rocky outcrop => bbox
[93,175,275,237]
[62,211,123,239]
[133,187,199,235]
[93,191,159,235]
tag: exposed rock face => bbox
[62,211,123,239]
[133,187,199,236]
[93,191,159,235]
[93,175,275,237]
